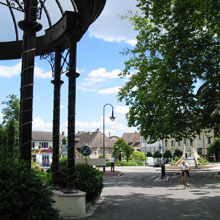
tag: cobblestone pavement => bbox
[71,166,220,220]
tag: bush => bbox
[153,151,162,158]
[130,151,145,163]
[50,158,104,202]
[171,156,181,165]
[173,149,182,157]
[198,155,209,165]
[0,156,60,220]
[75,163,104,202]
[116,160,144,166]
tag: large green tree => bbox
[119,0,220,142]
[1,94,20,125]
[1,95,20,158]
[112,138,134,161]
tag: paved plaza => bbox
[73,166,220,220]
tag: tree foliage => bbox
[0,95,19,158]
[153,151,162,158]
[146,152,153,157]
[119,0,220,142]
[0,156,60,220]
[130,150,145,163]
[112,138,134,161]
[1,94,20,125]
[173,149,182,157]
[163,150,172,158]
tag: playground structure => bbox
[175,143,200,167]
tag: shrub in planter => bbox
[0,156,60,220]
[50,158,104,203]
[75,163,104,202]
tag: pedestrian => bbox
[181,160,190,189]
[109,156,115,172]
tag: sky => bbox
[0,0,139,137]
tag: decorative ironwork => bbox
[40,49,70,77]
[0,0,24,12]
[61,49,70,75]
[40,52,55,76]
[0,0,46,19]
[37,0,46,19]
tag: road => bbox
[73,166,220,220]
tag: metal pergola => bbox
[0,0,106,192]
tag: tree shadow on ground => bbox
[72,171,220,220]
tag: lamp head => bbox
[110,116,116,121]
[110,110,115,121]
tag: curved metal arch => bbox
[55,0,64,15]
[70,0,78,12]
[41,2,52,27]
[6,0,19,40]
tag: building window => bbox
[208,137,211,145]
[197,148,203,155]
[42,155,50,167]
[32,142,35,148]
[171,140,174,147]
[178,141,181,147]
[190,139,193,146]
[42,155,49,161]
[40,142,49,148]
[165,140,168,147]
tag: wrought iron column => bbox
[51,50,63,187]
[18,0,42,167]
[66,42,79,191]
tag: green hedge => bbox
[0,156,60,220]
[116,160,145,166]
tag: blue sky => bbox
[0,0,139,137]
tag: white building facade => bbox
[140,136,162,155]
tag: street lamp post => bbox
[103,103,115,171]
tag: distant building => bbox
[31,131,65,167]
[122,132,141,151]
[140,137,162,155]
[163,131,214,159]
[74,130,114,158]
[109,135,120,144]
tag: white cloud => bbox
[75,117,137,137]
[76,121,101,131]
[34,66,52,79]
[77,86,97,92]
[88,68,120,79]
[33,117,52,131]
[0,62,52,79]
[60,105,65,109]
[0,63,21,78]
[98,86,120,94]
[89,0,138,45]
[83,68,121,86]
[115,106,129,115]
